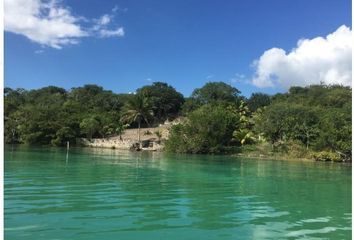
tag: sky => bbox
[4,0,352,97]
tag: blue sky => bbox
[4,0,352,97]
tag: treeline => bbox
[4,83,183,146]
[166,83,351,161]
[4,82,352,161]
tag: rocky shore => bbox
[77,121,175,151]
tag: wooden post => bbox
[66,141,69,164]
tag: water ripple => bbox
[4,147,351,240]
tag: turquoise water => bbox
[4,145,352,239]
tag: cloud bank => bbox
[251,25,352,88]
[4,0,125,49]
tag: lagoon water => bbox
[4,145,352,239]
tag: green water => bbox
[4,146,352,239]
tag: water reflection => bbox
[4,145,351,239]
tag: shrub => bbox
[312,151,341,162]
[165,103,240,154]
[144,130,152,135]
[277,140,310,158]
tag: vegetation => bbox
[168,83,351,161]
[191,81,242,105]
[4,82,352,161]
[165,103,240,153]
[247,92,271,112]
[312,151,341,162]
[154,130,163,143]
[121,94,154,144]
[136,82,184,122]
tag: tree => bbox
[115,122,130,140]
[233,130,255,146]
[286,106,319,150]
[232,101,255,146]
[4,88,27,144]
[314,107,351,155]
[4,88,27,116]
[136,82,184,122]
[181,97,202,115]
[3,83,351,157]
[165,103,240,153]
[254,103,290,147]
[26,86,67,107]
[154,130,163,143]
[255,104,320,150]
[247,93,271,112]
[80,117,101,139]
[191,82,242,105]
[69,84,124,113]
[69,84,104,104]
[3,84,130,146]
[121,95,154,146]
[4,113,20,144]
[51,127,76,146]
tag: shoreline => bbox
[5,143,351,164]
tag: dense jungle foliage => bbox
[4,82,351,161]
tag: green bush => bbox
[274,140,310,158]
[312,151,341,162]
[165,103,240,154]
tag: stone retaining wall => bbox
[77,138,164,151]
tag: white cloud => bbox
[4,0,86,49]
[93,11,125,38]
[4,0,125,49]
[251,25,352,88]
[97,14,111,26]
[112,5,128,13]
[99,28,125,38]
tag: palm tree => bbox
[233,129,256,146]
[154,130,163,143]
[115,122,130,140]
[121,95,154,147]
